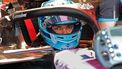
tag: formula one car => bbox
[0,3,110,69]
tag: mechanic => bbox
[97,0,120,30]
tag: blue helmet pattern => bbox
[38,16,82,50]
[38,0,82,50]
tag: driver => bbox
[38,15,96,69]
[38,0,98,69]
[38,15,82,50]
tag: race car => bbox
[0,2,111,69]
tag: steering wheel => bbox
[93,26,122,68]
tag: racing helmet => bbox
[38,0,82,50]
[38,15,82,50]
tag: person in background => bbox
[74,0,118,30]
[96,0,119,30]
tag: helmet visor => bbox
[43,15,82,34]
[46,22,81,34]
